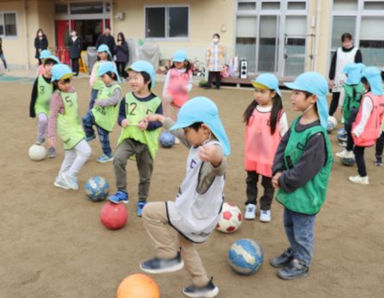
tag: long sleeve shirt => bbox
[255,105,289,137]
[162,68,193,98]
[29,75,51,118]
[272,120,326,193]
[352,95,373,137]
[94,84,121,107]
[329,47,362,80]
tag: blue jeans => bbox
[82,110,112,157]
[284,208,316,267]
[89,89,99,110]
[0,53,7,69]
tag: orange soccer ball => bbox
[117,273,160,298]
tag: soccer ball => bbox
[28,144,47,161]
[85,176,109,202]
[100,202,128,230]
[337,127,347,143]
[216,202,242,233]
[341,157,356,166]
[228,238,264,275]
[159,131,175,148]
[327,116,338,133]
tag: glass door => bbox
[257,15,280,72]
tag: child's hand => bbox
[145,114,165,123]
[138,119,148,130]
[48,137,56,148]
[199,144,222,167]
[272,172,282,189]
[121,119,129,128]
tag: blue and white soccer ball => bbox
[227,239,264,275]
[327,116,338,133]
[85,176,109,202]
[159,131,175,148]
[337,127,347,142]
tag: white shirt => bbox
[352,95,373,137]
[256,105,289,137]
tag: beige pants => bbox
[142,202,210,287]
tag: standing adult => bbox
[96,26,115,56]
[0,37,8,71]
[204,33,226,89]
[114,32,129,80]
[34,28,48,65]
[328,33,363,117]
[68,29,83,76]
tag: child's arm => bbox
[29,78,38,118]
[338,87,345,110]
[47,92,64,148]
[162,71,171,99]
[352,96,373,137]
[95,87,121,107]
[272,128,291,176]
[89,63,97,88]
[278,112,289,137]
[275,132,326,193]
[186,71,193,92]
[117,97,129,127]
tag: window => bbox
[360,17,384,66]
[145,6,188,39]
[333,0,358,11]
[0,12,17,37]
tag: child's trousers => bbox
[113,138,153,201]
[376,132,384,157]
[245,171,274,211]
[59,139,91,178]
[37,112,48,141]
[142,202,210,287]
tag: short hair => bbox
[213,33,220,39]
[105,26,111,30]
[341,33,353,42]
[140,71,152,90]
[188,122,203,131]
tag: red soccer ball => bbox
[216,202,242,233]
[100,202,128,230]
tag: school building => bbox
[1,0,384,79]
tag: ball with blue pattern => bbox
[85,176,110,202]
[159,131,175,148]
[228,239,264,275]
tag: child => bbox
[29,55,60,158]
[243,74,288,222]
[37,49,52,76]
[107,61,163,216]
[349,67,384,184]
[162,50,193,121]
[88,44,112,110]
[140,96,230,298]
[271,72,333,280]
[47,64,92,190]
[336,63,365,162]
[82,61,122,163]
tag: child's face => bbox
[101,73,113,85]
[98,52,108,60]
[174,61,185,69]
[44,62,54,77]
[290,90,316,112]
[253,88,275,106]
[128,71,149,93]
[183,124,211,148]
[57,78,72,92]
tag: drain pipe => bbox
[23,0,31,70]
[313,0,321,72]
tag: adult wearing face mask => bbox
[68,29,83,76]
[96,26,115,56]
[114,32,129,80]
[204,33,226,89]
[34,28,48,65]
[328,33,363,117]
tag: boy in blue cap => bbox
[271,72,333,280]
[108,61,163,217]
[140,97,230,298]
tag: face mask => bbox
[213,38,219,43]
[71,33,76,37]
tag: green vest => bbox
[117,92,162,159]
[276,117,333,215]
[57,91,85,150]
[92,83,121,132]
[343,83,364,123]
[92,61,104,90]
[34,75,53,115]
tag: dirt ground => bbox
[1,77,384,298]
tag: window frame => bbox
[144,5,190,41]
[0,11,18,38]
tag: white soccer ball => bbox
[28,144,47,161]
[327,116,338,132]
[216,202,242,233]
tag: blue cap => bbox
[51,64,75,82]
[126,60,156,89]
[170,96,231,156]
[284,72,329,129]
[172,50,187,62]
[252,73,281,96]
[44,55,60,64]
[362,66,383,95]
[98,61,121,83]
[40,49,51,59]
[97,44,112,59]
[343,63,365,85]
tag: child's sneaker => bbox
[270,248,293,268]
[108,190,129,204]
[62,172,79,190]
[182,278,219,298]
[348,175,369,185]
[336,149,348,158]
[47,147,57,158]
[96,154,113,163]
[376,156,383,166]
[35,137,45,145]
[174,137,181,144]
[277,259,309,280]
[140,252,184,274]
[259,210,271,222]
[53,174,70,190]
[85,134,96,142]
[137,201,147,217]
[244,203,256,220]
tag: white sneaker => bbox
[336,149,347,158]
[54,174,70,190]
[62,172,79,190]
[174,137,181,144]
[260,210,271,222]
[348,175,369,185]
[244,204,256,220]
